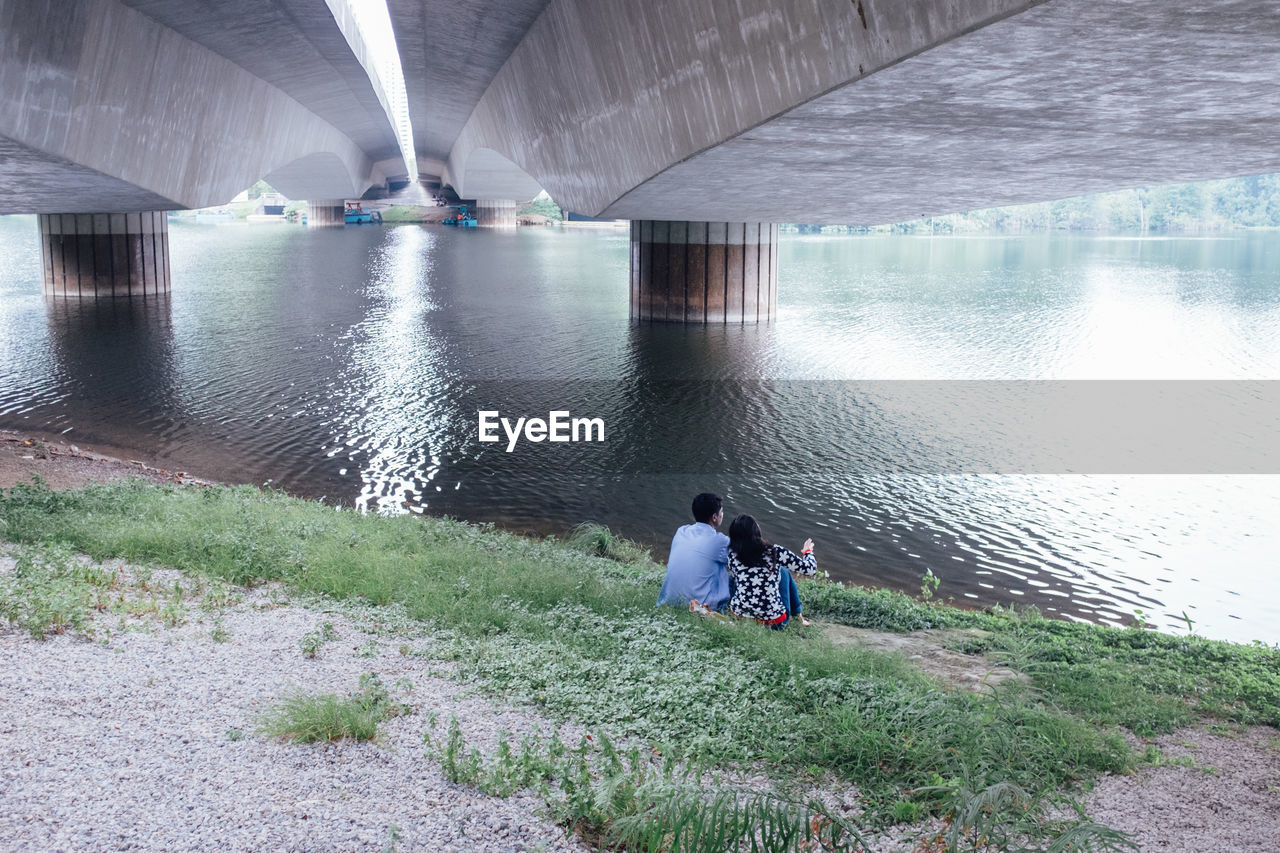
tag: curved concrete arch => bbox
[264,151,371,203]
[444,0,1038,217]
[444,147,543,202]
[0,0,389,212]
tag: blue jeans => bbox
[771,568,803,629]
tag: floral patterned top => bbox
[726,545,817,623]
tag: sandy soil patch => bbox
[821,624,1026,693]
[0,431,210,492]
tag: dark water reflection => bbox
[1,216,1278,643]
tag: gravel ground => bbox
[0,563,588,853]
[1085,725,1280,852]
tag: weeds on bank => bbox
[427,721,1138,852]
[565,522,652,564]
[0,539,249,640]
[0,542,109,639]
[1139,746,1219,776]
[199,578,241,611]
[299,620,339,658]
[426,720,872,852]
[913,777,1137,853]
[805,571,1280,734]
[446,603,1130,811]
[257,673,411,743]
[952,605,1280,734]
[0,478,1273,839]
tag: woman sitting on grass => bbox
[726,514,817,628]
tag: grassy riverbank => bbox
[3,477,1277,850]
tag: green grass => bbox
[565,521,652,564]
[426,719,1136,853]
[381,204,430,223]
[804,575,1280,734]
[1,475,1275,841]
[256,673,408,743]
[915,778,1138,853]
[427,721,874,851]
[258,691,383,743]
[999,619,1280,732]
[0,542,109,639]
[299,620,339,658]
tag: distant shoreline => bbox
[0,429,216,492]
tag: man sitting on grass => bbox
[656,492,731,613]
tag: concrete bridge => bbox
[3,0,1280,317]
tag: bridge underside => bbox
[0,0,400,214]
[430,0,1280,225]
[9,0,1278,224]
[0,137,179,213]
[602,0,1280,224]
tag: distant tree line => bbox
[518,195,563,221]
[788,174,1280,235]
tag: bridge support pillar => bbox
[307,200,345,227]
[630,221,778,323]
[39,212,170,298]
[475,199,517,228]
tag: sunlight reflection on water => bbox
[1,217,1278,643]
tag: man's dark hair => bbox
[691,492,722,524]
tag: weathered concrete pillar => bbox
[307,200,345,227]
[475,199,517,228]
[630,221,778,323]
[39,212,170,298]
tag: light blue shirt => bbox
[656,522,731,611]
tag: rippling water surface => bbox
[2,216,1278,643]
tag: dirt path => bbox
[821,624,1026,694]
[0,561,586,852]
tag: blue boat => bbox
[443,204,478,227]
[344,202,383,225]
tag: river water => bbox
[1,216,1278,644]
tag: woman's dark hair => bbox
[728,514,772,567]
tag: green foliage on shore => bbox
[1,476,1275,846]
[429,721,879,852]
[518,195,563,221]
[968,616,1280,733]
[790,173,1280,234]
[0,542,107,639]
[381,204,430,223]
[565,521,652,564]
[802,581,971,632]
[802,584,1280,733]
